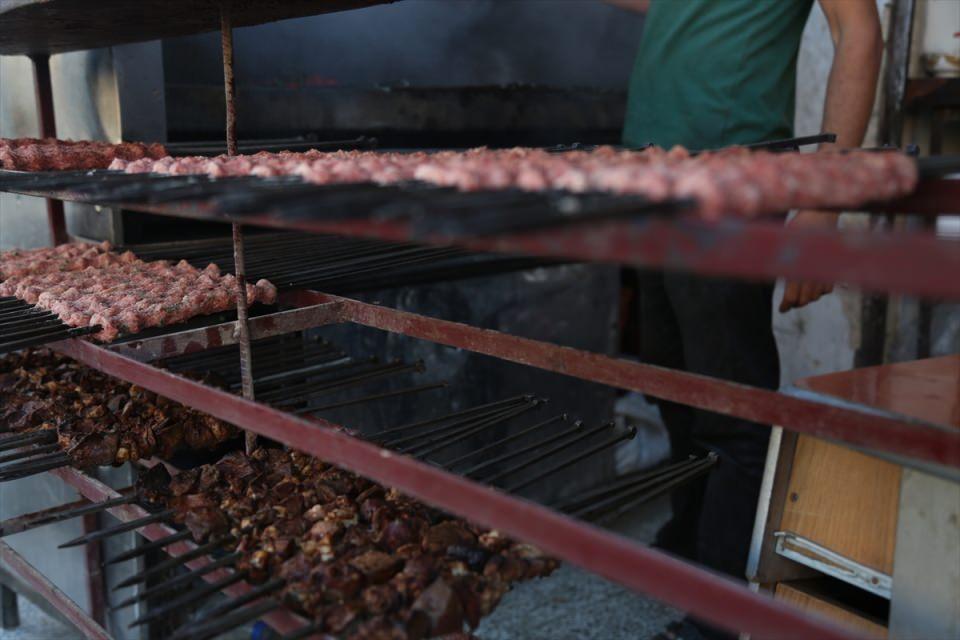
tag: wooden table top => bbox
[796,355,960,429]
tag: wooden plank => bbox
[776,582,887,639]
[780,436,901,574]
[749,430,819,584]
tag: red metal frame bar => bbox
[48,338,866,639]
[96,199,960,301]
[283,291,960,470]
[28,54,68,247]
[0,541,110,640]
[103,294,960,471]
[4,182,959,299]
[48,467,307,636]
[109,301,342,362]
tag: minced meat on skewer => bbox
[0,137,167,172]
[110,145,917,219]
[0,245,277,342]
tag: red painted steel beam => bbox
[29,54,69,247]
[285,291,960,471]
[110,301,341,362]
[5,183,959,299]
[51,338,863,639]
[266,217,960,301]
[0,540,110,640]
[48,467,307,635]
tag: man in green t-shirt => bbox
[605,1,882,636]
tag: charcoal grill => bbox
[0,0,959,639]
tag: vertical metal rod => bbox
[220,6,238,158]
[82,513,107,627]
[0,585,19,630]
[28,54,68,246]
[220,3,256,454]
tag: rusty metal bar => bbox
[214,210,960,301]
[219,3,256,454]
[0,541,110,640]
[50,339,862,639]
[109,302,341,362]
[4,183,960,298]
[284,291,960,471]
[47,467,306,635]
[28,53,68,246]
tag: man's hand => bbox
[779,210,838,313]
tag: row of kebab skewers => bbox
[3,445,556,640]
[1,137,919,219]
[0,346,552,639]
[0,334,714,638]
[0,242,277,342]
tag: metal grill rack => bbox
[0,160,958,299]
[0,0,958,638]
[123,232,559,294]
[0,296,100,354]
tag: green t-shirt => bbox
[622,0,814,150]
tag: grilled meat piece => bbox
[411,579,463,637]
[146,448,555,638]
[0,350,238,468]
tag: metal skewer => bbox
[294,382,447,415]
[128,570,248,628]
[0,430,57,452]
[114,536,234,589]
[0,494,134,538]
[172,578,286,636]
[58,510,174,548]
[171,598,280,640]
[504,426,638,493]
[0,456,73,482]
[442,414,567,471]
[371,395,531,441]
[0,442,60,464]
[104,529,192,566]
[111,553,241,610]
[403,401,543,457]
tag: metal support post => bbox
[220,3,257,454]
[28,54,68,246]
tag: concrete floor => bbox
[0,597,82,640]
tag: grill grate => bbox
[0,296,100,354]
[0,168,694,238]
[123,232,558,294]
[158,335,649,498]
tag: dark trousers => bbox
[639,271,779,579]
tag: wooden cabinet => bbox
[749,355,960,638]
[779,436,900,575]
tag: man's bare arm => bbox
[780,0,883,313]
[603,0,650,14]
[818,0,884,149]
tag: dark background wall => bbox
[163,0,645,89]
